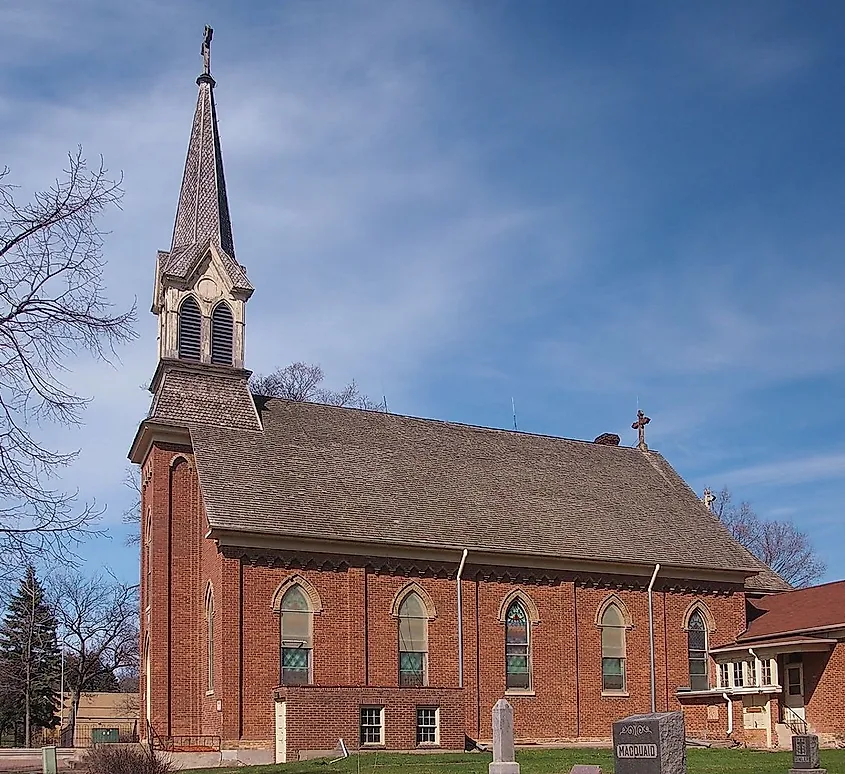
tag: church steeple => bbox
[170,26,235,258]
[152,27,253,372]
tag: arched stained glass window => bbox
[210,302,234,366]
[688,609,708,691]
[178,297,202,361]
[280,586,313,685]
[505,600,531,690]
[600,603,626,692]
[398,592,428,687]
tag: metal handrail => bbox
[782,704,808,736]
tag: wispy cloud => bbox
[713,453,845,489]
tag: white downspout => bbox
[647,563,660,713]
[722,692,733,736]
[456,548,469,688]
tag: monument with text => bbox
[612,711,686,774]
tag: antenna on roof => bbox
[511,397,518,431]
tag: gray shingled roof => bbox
[188,399,762,576]
[149,366,260,431]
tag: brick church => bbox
[130,33,797,765]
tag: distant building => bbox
[44,693,139,747]
[130,32,797,766]
[710,580,845,748]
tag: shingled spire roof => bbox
[156,28,252,297]
[171,69,235,257]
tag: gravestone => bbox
[612,711,686,774]
[789,734,825,774]
[570,766,602,774]
[489,699,519,774]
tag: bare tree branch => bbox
[0,149,137,574]
[50,572,138,745]
[121,467,141,547]
[249,361,386,411]
[712,487,826,587]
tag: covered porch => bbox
[709,635,836,748]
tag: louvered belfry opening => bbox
[210,302,234,366]
[178,297,202,361]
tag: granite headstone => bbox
[789,734,825,774]
[569,766,602,774]
[489,699,519,774]
[612,711,686,774]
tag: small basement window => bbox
[416,707,439,745]
[360,706,384,746]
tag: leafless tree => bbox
[121,467,142,547]
[0,149,136,575]
[250,361,386,410]
[51,573,138,745]
[712,487,826,588]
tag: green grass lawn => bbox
[186,746,845,774]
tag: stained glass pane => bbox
[505,602,528,645]
[399,651,425,687]
[281,586,310,611]
[688,611,705,629]
[281,647,310,685]
[602,657,625,690]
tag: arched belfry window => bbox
[687,609,709,690]
[177,297,202,361]
[280,585,313,685]
[505,600,531,690]
[600,603,627,692]
[398,592,428,687]
[210,302,234,366]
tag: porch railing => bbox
[781,704,808,736]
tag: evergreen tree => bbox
[0,567,60,746]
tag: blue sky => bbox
[1,1,843,584]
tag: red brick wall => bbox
[140,438,751,754]
[275,686,465,760]
[805,642,845,734]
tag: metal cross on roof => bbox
[632,409,651,451]
[201,25,213,76]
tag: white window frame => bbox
[360,706,385,746]
[745,659,757,687]
[718,662,730,688]
[416,706,440,746]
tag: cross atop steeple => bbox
[632,409,651,451]
[202,25,213,76]
[169,25,236,259]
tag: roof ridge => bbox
[260,396,646,452]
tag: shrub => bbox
[81,745,172,774]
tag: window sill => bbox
[601,691,629,698]
[206,690,215,696]
[361,743,386,749]
[505,689,535,697]
[417,743,441,749]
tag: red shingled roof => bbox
[739,580,845,641]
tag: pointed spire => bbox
[170,25,236,258]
